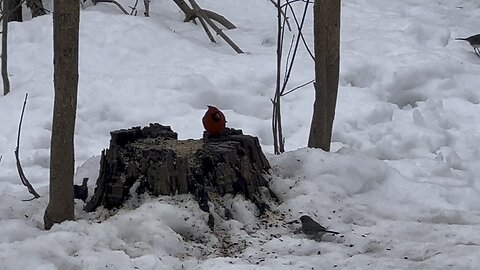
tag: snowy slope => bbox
[1,0,480,269]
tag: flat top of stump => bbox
[131,138,203,157]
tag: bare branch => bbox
[280,0,310,95]
[287,0,314,60]
[187,0,243,54]
[92,0,129,14]
[128,0,139,15]
[200,10,236,30]
[282,79,314,96]
[280,0,312,8]
[15,93,41,199]
[190,2,216,43]
[175,0,236,30]
[267,0,291,31]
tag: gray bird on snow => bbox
[300,215,339,241]
[456,34,480,57]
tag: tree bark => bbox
[2,0,10,95]
[84,124,272,216]
[7,0,23,22]
[308,0,340,151]
[44,0,80,230]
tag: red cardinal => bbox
[202,105,226,136]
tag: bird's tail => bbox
[325,230,340,234]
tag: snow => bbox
[1,0,480,269]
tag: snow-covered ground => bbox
[1,0,480,269]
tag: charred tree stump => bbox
[84,123,272,215]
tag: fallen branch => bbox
[15,93,41,200]
[190,0,216,42]
[92,0,129,14]
[173,0,236,30]
[185,9,236,30]
[187,0,243,54]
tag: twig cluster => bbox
[271,0,314,154]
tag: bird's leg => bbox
[475,48,480,57]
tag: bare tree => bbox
[44,0,80,230]
[308,0,340,151]
[2,0,27,95]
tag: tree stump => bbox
[84,123,272,215]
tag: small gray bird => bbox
[456,34,480,57]
[300,215,339,241]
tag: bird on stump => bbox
[202,105,226,136]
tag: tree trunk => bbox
[44,0,80,230]
[7,0,23,22]
[26,0,47,18]
[308,0,341,151]
[2,0,10,95]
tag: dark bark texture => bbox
[84,124,272,216]
[44,0,80,230]
[7,0,23,22]
[308,0,341,151]
[26,0,47,18]
[2,0,10,95]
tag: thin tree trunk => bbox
[44,0,80,230]
[308,0,340,151]
[2,0,10,95]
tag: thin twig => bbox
[267,0,291,31]
[15,93,41,200]
[283,35,295,87]
[128,0,139,15]
[280,0,309,95]
[287,0,314,60]
[280,0,312,7]
[272,0,286,154]
[282,79,314,96]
